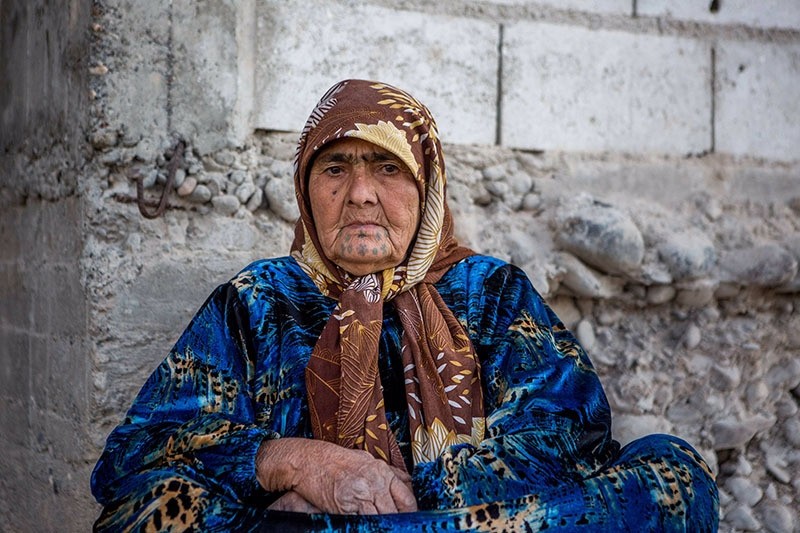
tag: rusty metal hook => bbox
[135,140,186,219]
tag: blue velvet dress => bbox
[91,255,719,532]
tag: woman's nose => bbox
[346,167,378,206]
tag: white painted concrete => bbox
[502,21,711,154]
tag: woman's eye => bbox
[325,166,344,176]
[380,163,400,174]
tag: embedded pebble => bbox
[765,453,792,484]
[98,148,124,166]
[213,150,236,167]
[264,178,299,222]
[482,164,505,181]
[91,129,118,149]
[745,380,769,410]
[187,162,202,175]
[187,184,212,203]
[597,308,624,326]
[506,171,533,195]
[710,364,741,391]
[734,455,753,477]
[558,253,620,299]
[521,192,541,211]
[211,194,240,216]
[485,180,509,199]
[142,169,159,189]
[714,282,741,299]
[133,137,157,162]
[719,244,798,287]
[172,168,186,189]
[177,176,197,197]
[776,396,798,419]
[235,182,256,204]
[556,202,645,274]
[203,172,226,196]
[767,358,800,389]
[245,187,263,212]
[647,285,676,305]
[269,159,293,178]
[725,505,761,531]
[702,196,723,220]
[784,417,800,447]
[230,170,247,185]
[675,279,716,307]
[761,503,795,533]
[657,229,716,280]
[711,415,776,450]
[726,476,763,507]
[682,324,702,349]
[700,306,721,321]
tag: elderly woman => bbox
[91,80,719,531]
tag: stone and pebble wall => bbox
[89,128,800,531]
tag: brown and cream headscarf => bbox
[291,80,485,471]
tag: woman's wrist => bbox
[256,438,303,492]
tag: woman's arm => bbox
[91,282,278,505]
[413,259,616,508]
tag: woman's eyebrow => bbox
[315,151,400,164]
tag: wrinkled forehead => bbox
[310,138,406,167]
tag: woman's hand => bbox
[256,438,418,515]
[268,491,322,513]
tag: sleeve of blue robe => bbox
[90,282,278,506]
[412,258,618,508]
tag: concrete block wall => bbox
[88,0,800,162]
[254,0,499,146]
[0,200,96,531]
[1,0,89,200]
[638,0,800,30]
[0,0,95,530]
[716,40,800,160]
[502,23,711,153]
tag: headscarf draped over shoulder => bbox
[291,79,485,469]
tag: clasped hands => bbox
[256,438,418,515]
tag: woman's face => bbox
[308,138,421,277]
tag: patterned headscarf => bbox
[291,80,485,471]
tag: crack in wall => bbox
[710,46,717,154]
[495,23,504,147]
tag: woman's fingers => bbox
[268,491,321,513]
[372,485,400,514]
[259,438,418,515]
[389,475,418,512]
[390,465,412,483]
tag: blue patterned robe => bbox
[91,255,719,531]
